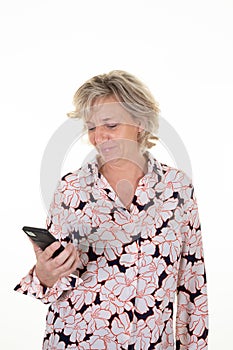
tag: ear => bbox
[137,120,145,133]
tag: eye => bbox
[106,123,118,129]
[87,126,96,131]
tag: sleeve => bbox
[14,177,83,304]
[176,181,208,349]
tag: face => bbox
[85,95,143,162]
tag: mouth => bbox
[100,146,116,153]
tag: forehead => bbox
[85,97,134,124]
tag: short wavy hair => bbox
[67,70,160,152]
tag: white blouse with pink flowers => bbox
[15,151,208,349]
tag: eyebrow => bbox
[86,117,117,124]
[103,117,114,121]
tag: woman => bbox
[15,70,208,349]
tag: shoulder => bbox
[148,153,196,204]
[57,158,98,192]
[148,151,193,188]
[160,161,192,187]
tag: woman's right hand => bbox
[32,241,80,288]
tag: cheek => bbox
[88,132,95,145]
[126,127,139,141]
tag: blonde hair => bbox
[67,70,160,152]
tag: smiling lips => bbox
[101,147,115,153]
[99,144,117,153]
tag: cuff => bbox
[14,266,84,304]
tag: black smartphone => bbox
[22,226,65,258]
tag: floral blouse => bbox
[14,151,208,349]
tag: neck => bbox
[98,151,148,180]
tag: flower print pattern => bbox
[147,197,179,228]
[161,319,174,349]
[83,200,112,228]
[88,222,132,260]
[46,311,55,334]
[155,272,177,309]
[119,241,140,267]
[111,313,131,348]
[61,173,92,208]
[14,151,208,349]
[53,305,75,333]
[146,307,171,344]
[43,334,66,350]
[155,168,188,201]
[83,304,111,334]
[106,266,138,303]
[140,255,167,286]
[135,175,158,205]
[133,319,151,350]
[153,226,182,263]
[134,278,155,313]
[88,327,117,349]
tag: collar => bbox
[80,150,164,183]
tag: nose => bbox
[93,125,109,145]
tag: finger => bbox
[57,248,79,277]
[59,254,80,278]
[43,241,62,261]
[31,241,43,257]
[52,243,75,267]
[69,254,80,274]
[60,253,76,273]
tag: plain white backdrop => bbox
[0,0,232,348]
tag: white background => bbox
[0,0,232,348]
